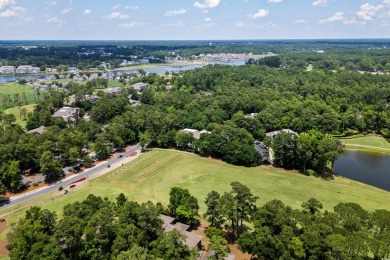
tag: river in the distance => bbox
[0,60,246,83]
[333,150,390,191]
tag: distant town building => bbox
[16,65,40,74]
[46,68,57,73]
[68,67,78,74]
[0,66,16,74]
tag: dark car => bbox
[0,197,10,206]
[64,190,69,194]
[118,155,123,159]
[58,186,63,191]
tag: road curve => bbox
[1,145,141,210]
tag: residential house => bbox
[244,113,258,119]
[254,141,270,162]
[103,87,122,95]
[46,68,57,73]
[131,82,150,92]
[160,214,203,250]
[68,67,78,74]
[27,126,46,135]
[266,129,298,139]
[16,65,40,74]
[181,128,211,140]
[0,66,16,74]
[52,107,80,122]
[202,250,236,260]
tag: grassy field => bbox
[4,104,35,128]
[1,149,389,224]
[0,83,38,110]
[339,134,390,154]
[0,149,389,258]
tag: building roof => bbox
[159,214,203,249]
[266,129,298,138]
[27,126,46,135]
[131,82,150,91]
[182,128,201,139]
[52,107,79,119]
[103,87,122,95]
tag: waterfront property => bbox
[16,65,41,74]
[0,66,16,74]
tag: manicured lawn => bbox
[2,149,390,223]
[4,104,35,128]
[339,134,390,154]
[0,83,39,109]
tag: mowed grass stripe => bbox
[1,149,390,233]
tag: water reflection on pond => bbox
[333,150,390,191]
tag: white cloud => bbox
[124,6,139,10]
[268,0,282,3]
[235,21,244,28]
[46,16,66,26]
[0,0,15,10]
[61,8,72,14]
[113,4,120,10]
[23,16,33,23]
[118,21,146,28]
[294,19,306,23]
[165,21,186,27]
[319,12,344,23]
[0,6,26,17]
[194,0,221,9]
[79,21,94,26]
[384,0,390,4]
[356,3,383,21]
[249,9,269,19]
[84,9,91,14]
[344,17,366,25]
[164,9,187,16]
[104,12,129,19]
[313,0,328,7]
[204,17,212,22]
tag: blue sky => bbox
[1,0,390,40]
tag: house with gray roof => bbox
[266,129,298,139]
[52,107,79,122]
[160,214,203,250]
[27,126,46,135]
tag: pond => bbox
[333,150,390,191]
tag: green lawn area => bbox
[4,104,35,128]
[1,149,389,224]
[339,134,390,154]
[108,80,125,88]
[0,83,39,110]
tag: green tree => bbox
[204,191,223,227]
[40,151,63,180]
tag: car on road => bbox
[63,190,68,194]
[58,186,63,191]
[0,197,10,207]
[118,155,123,159]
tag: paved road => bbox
[1,145,141,210]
